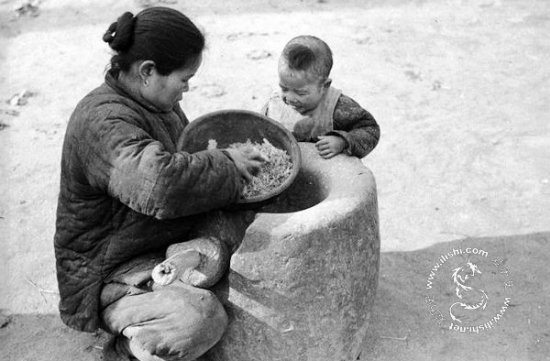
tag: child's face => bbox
[278,63,329,115]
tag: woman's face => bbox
[142,54,202,112]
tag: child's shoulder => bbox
[333,92,368,120]
[266,90,283,101]
[335,92,363,109]
[262,91,285,116]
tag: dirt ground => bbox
[0,0,549,360]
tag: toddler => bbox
[262,35,380,159]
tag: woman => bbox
[54,7,264,361]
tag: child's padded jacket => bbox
[263,89,380,158]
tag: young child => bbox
[262,35,380,159]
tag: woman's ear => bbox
[138,60,156,85]
[323,78,332,89]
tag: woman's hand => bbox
[315,135,347,159]
[225,148,267,182]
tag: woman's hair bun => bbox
[102,12,136,52]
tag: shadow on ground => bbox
[363,231,550,361]
[2,232,548,361]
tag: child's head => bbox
[278,35,333,115]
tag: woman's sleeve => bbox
[78,109,244,220]
[329,95,380,158]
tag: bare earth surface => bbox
[0,0,549,360]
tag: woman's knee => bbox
[171,284,228,335]
[124,284,228,360]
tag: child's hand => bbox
[315,135,346,159]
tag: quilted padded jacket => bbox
[54,71,243,331]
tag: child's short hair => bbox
[281,35,333,80]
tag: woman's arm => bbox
[76,109,243,220]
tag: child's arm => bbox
[328,94,380,158]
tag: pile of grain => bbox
[209,138,293,198]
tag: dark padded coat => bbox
[54,71,243,332]
[262,93,380,158]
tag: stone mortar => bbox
[206,142,380,361]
